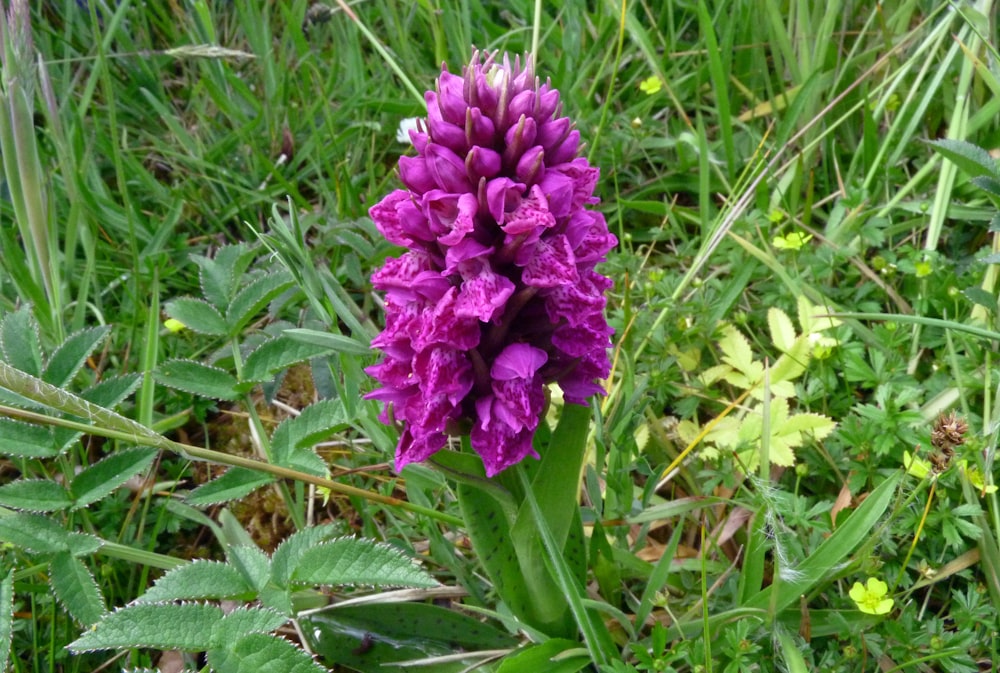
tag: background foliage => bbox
[0,0,999,671]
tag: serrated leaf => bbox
[207,632,327,673]
[0,512,92,553]
[271,400,347,477]
[769,337,810,388]
[0,479,73,512]
[80,373,142,409]
[212,607,287,643]
[0,570,12,671]
[165,298,229,336]
[50,551,106,626]
[194,243,256,309]
[155,359,240,400]
[242,335,337,383]
[186,468,275,507]
[270,524,343,587]
[291,538,437,588]
[227,544,272,593]
[225,272,294,337]
[971,175,1000,200]
[963,286,996,309]
[768,308,797,353]
[928,138,1000,179]
[0,307,42,376]
[138,560,255,603]
[797,295,841,334]
[781,412,836,440]
[718,325,756,378]
[283,329,371,356]
[71,447,158,510]
[41,326,111,387]
[67,602,222,652]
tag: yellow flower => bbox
[903,450,931,479]
[914,260,932,278]
[639,76,662,95]
[960,460,998,495]
[849,577,894,615]
[163,318,187,333]
[772,231,813,251]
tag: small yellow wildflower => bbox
[639,76,662,95]
[903,450,931,479]
[914,260,932,278]
[772,231,813,251]
[960,460,998,495]
[849,577,894,615]
[164,318,187,333]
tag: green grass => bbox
[1,0,999,671]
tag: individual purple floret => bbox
[366,51,617,477]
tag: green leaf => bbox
[186,468,275,507]
[291,538,437,588]
[283,329,372,356]
[270,524,342,587]
[41,326,111,387]
[0,511,100,554]
[212,607,288,644]
[208,632,327,673]
[138,561,255,602]
[71,447,158,510]
[971,175,1000,200]
[928,139,1000,179]
[0,570,12,671]
[768,307,797,353]
[0,479,73,512]
[0,418,60,458]
[193,243,256,309]
[227,544,273,594]
[496,639,590,673]
[50,551,106,626]
[271,399,348,476]
[0,307,42,376]
[80,373,143,408]
[67,602,222,652]
[745,472,902,614]
[164,298,229,336]
[155,359,240,400]
[225,272,294,337]
[242,335,337,383]
[306,603,515,672]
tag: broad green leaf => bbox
[212,607,288,644]
[746,472,902,613]
[0,479,73,512]
[283,329,371,356]
[50,551,106,626]
[283,399,350,449]
[768,308,797,353]
[207,632,327,673]
[225,272,294,337]
[241,335,336,383]
[928,138,999,179]
[138,561,255,602]
[228,544,273,593]
[67,602,222,652]
[0,511,100,554]
[270,418,327,477]
[155,359,240,400]
[80,373,143,409]
[0,307,42,376]
[41,326,111,387]
[718,324,755,377]
[781,412,836,440]
[768,337,810,389]
[193,243,255,309]
[0,570,12,671]
[186,468,275,507]
[270,524,342,587]
[971,175,1000,200]
[496,639,590,673]
[291,538,436,588]
[164,298,229,336]
[797,295,841,334]
[306,603,515,673]
[71,447,158,510]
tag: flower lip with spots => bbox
[365,51,617,477]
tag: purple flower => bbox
[366,51,617,477]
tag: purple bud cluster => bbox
[366,52,617,477]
